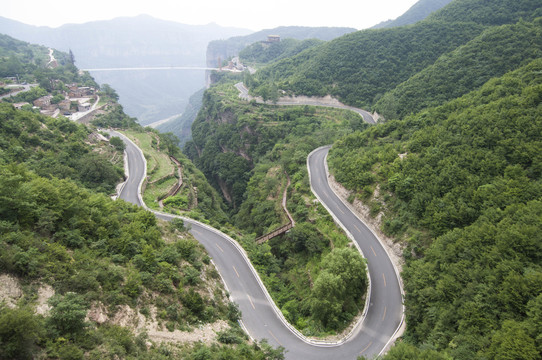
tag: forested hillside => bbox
[0,40,284,359]
[0,104,123,194]
[248,21,485,107]
[0,33,95,97]
[0,158,282,360]
[332,59,542,359]
[0,34,68,78]
[427,0,542,25]
[239,38,323,67]
[185,77,367,210]
[374,19,542,119]
[246,0,542,109]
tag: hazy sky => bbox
[3,0,420,31]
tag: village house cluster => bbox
[14,83,97,118]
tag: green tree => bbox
[486,320,539,360]
[321,247,368,300]
[50,93,66,104]
[287,223,326,254]
[310,270,344,328]
[0,306,44,360]
[109,136,125,151]
[383,342,452,360]
[100,83,119,101]
[524,295,542,354]
[310,247,368,329]
[47,293,88,337]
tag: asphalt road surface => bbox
[234,82,375,124]
[112,131,403,359]
[0,84,35,100]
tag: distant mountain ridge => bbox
[372,0,454,28]
[0,15,250,68]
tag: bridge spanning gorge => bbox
[81,66,237,72]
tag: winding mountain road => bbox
[0,84,36,100]
[110,131,403,359]
[235,82,376,124]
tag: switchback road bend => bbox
[113,132,403,359]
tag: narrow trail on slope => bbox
[255,172,294,244]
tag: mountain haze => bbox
[0,15,251,125]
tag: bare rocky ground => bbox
[0,274,54,315]
[0,273,226,345]
[88,302,229,345]
[0,274,23,308]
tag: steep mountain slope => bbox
[372,0,454,29]
[330,59,542,359]
[0,15,251,125]
[0,103,123,194]
[374,19,542,119]
[427,0,542,25]
[249,21,484,107]
[247,0,542,109]
[239,38,324,66]
[185,79,367,210]
[0,33,64,76]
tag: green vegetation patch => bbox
[330,59,542,358]
[118,127,228,225]
[186,79,370,335]
[0,163,257,358]
[0,103,123,194]
[123,130,175,182]
[375,19,542,119]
